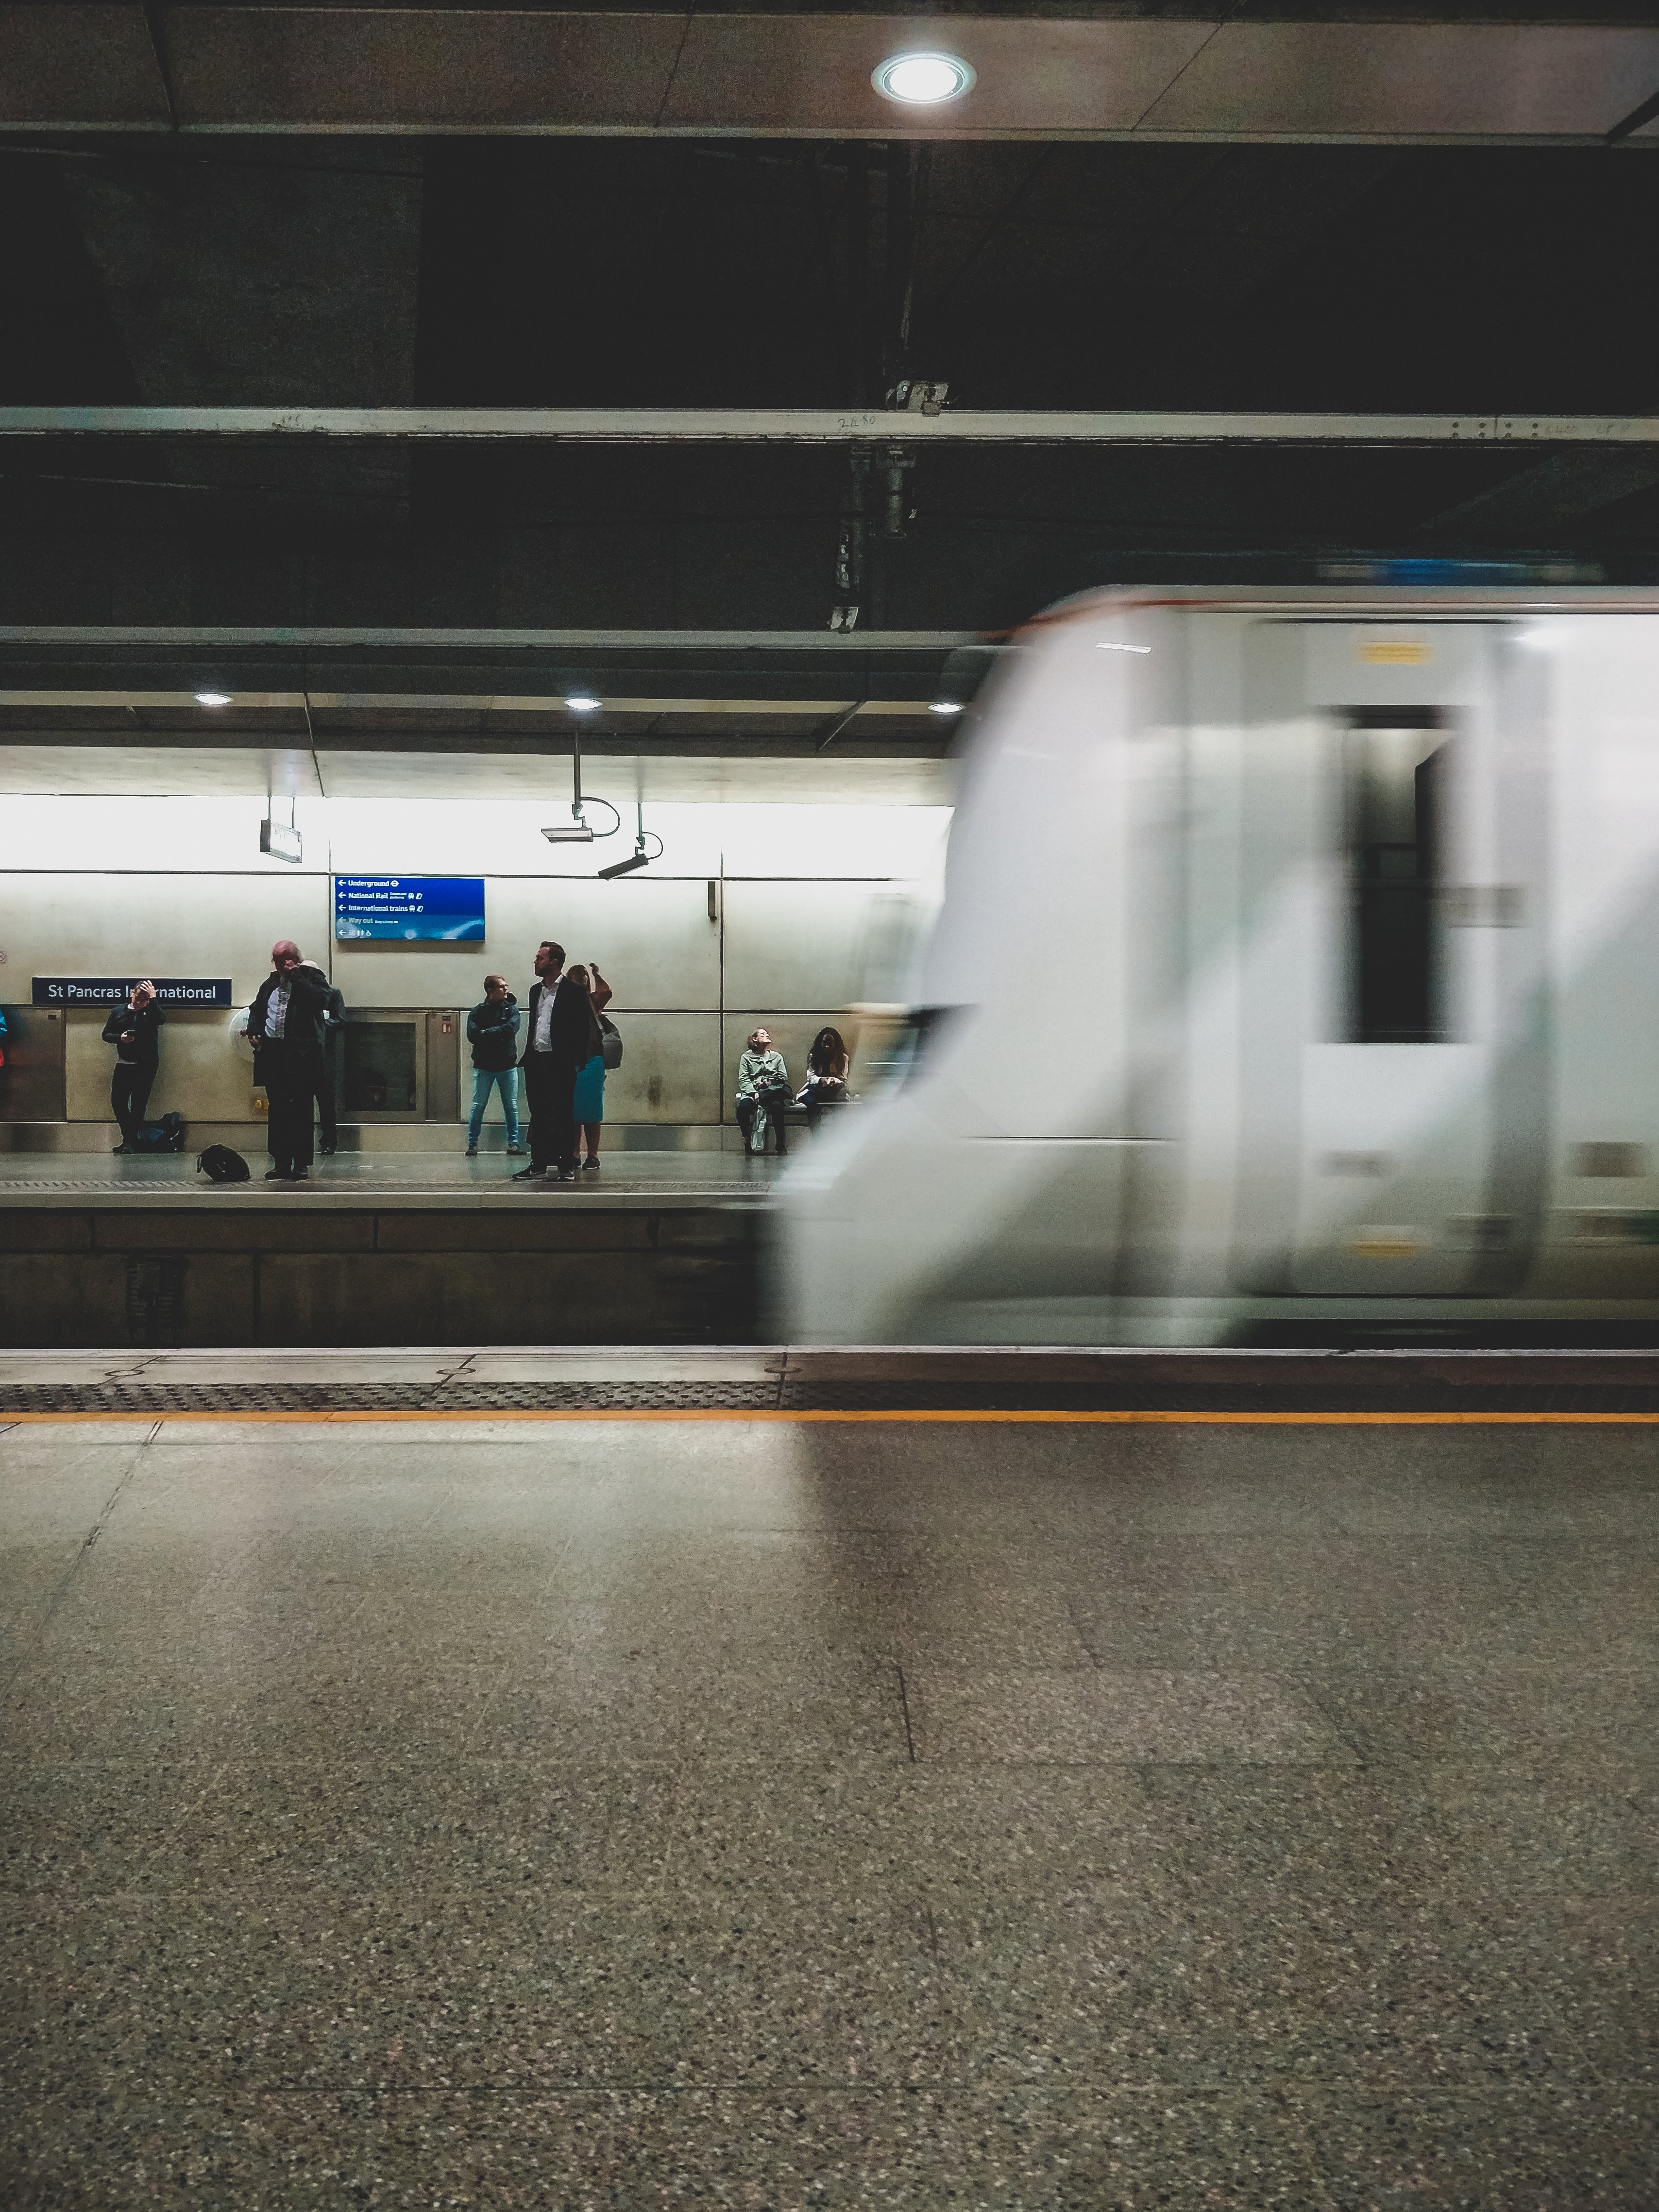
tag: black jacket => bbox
[102,1001,164,1069]
[468,994,521,1072]
[518,976,602,1070]
[249,965,334,1056]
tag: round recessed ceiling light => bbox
[929,699,965,715]
[194,691,232,706]
[873,51,975,105]
[564,694,601,713]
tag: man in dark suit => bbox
[248,940,335,1182]
[513,939,599,1185]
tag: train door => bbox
[1234,618,1548,1301]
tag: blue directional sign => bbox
[334,876,486,942]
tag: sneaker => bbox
[511,1164,544,1180]
[582,1158,601,1171]
[505,1143,526,1155]
[264,1168,285,1180]
[465,1145,478,1157]
[320,1142,337,1157]
[545,1170,578,1185]
[111,1142,131,1155]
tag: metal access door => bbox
[1234,619,1548,1300]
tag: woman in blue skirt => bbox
[567,963,612,1170]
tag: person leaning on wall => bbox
[102,979,164,1154]
[246,940,334,1183]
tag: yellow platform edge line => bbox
[5,1407,1659,1427]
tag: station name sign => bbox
[33,977,235,1007]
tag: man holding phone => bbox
[248,940,334,1182]
[102,979,164,1154]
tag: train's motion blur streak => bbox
[780,585,1659,1344]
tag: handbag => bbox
[599,1013,623,1070]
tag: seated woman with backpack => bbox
[735,1028,791,1157]
[799,1025,851,1131]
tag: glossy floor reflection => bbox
[1,1414,1655,2206]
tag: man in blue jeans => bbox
[465,974,525,1157]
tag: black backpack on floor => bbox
[134,1111,187,1153]
[197,1143,251,1183]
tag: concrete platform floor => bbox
[0,1147,781,1207]
[2,1388,1655,2205]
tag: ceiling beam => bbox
[6,408,1659,446]
[4,9,1659,145]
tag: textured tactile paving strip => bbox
[7,1379,1659,1414]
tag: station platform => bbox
[0,1150,776,1348]
[1,1346,1653,2205]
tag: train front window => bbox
[1344,716,1447,1043]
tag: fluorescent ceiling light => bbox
[542,822,596,843]
[564,694,601,712]
[929,699,964,715]
[1095,642,1151,654]
[194,690,233,706]
[873,51,974,104]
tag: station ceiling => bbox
[4,4,1659,742]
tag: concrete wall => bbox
[0,795,948,1134]
[0,1201,759,1346]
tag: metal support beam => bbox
[5,408,1659,446]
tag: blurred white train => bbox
[779,581,1659,1344]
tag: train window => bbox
[1344,716,1446,1043]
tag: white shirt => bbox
[266,979,290,1038]
[531,975,559,1051]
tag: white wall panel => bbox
[597,1011,721,1125]
[324,797,724,879]
[0,796,328,874]
[722,880,900,1008]
[0,871,330,1002]
[331,875,721,1010]
[719,803,950,882]
[66,1006,255,1124]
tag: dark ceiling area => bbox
[6,110,1659,646]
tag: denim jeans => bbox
[468,1065,522,1146]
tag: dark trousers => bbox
[736,1093,789,1155]
[264,1042,321,1174]
[314,1055,337,1149]
[523,1054,578,1174]
[111,1064,155,1143]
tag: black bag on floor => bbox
[134,1111,187,1153]
[197,1143,251,1183]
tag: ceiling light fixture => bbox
[194,690,232,706]
[542,721,620,844]
[929,699,965,715]
[564,694,601,713]
[1095,642,1152,654]
[873,51,975,104]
